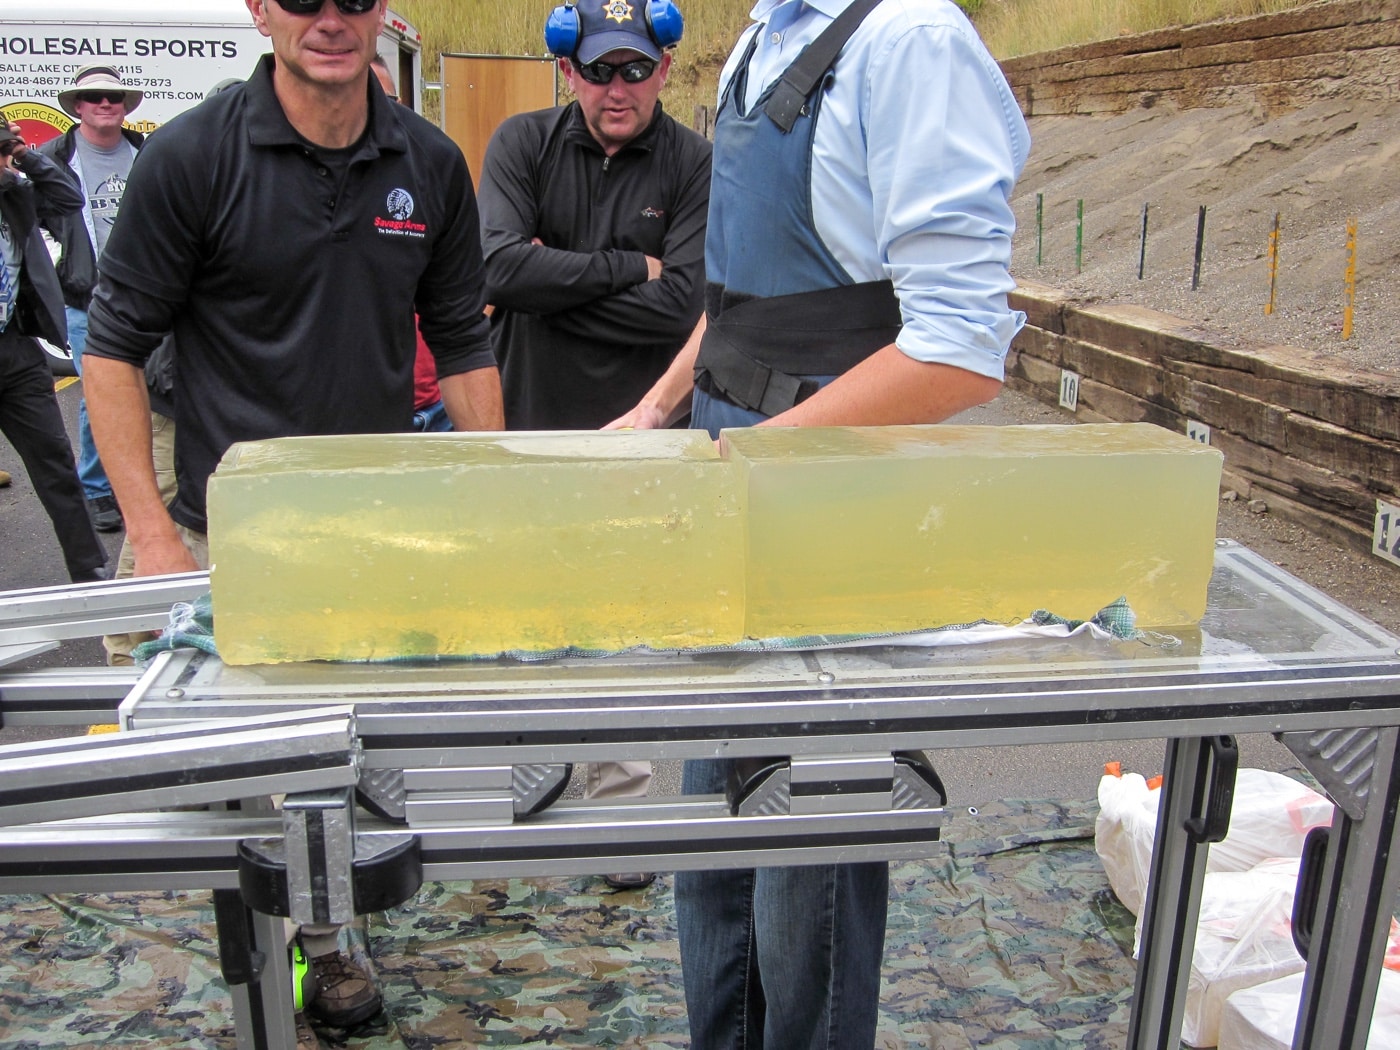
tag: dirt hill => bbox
[1009,88,1399,382]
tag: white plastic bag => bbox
[1219,968,1400,1050]
[1096,768,1159,916]
[1095,767,1334,919]
[1181,859,1305,1048]
[1206,768,1334,873]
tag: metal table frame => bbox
[1,541,1397,1050]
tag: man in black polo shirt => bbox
[81,1,501,1045]
[83,0,500,580]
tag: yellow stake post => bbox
[1264,212,1280,316]
[1342,217,1357,340]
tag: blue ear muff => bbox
[544,1,580,58]
[645,0,684,49]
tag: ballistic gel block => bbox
[207,431,745,664]
[721,423,1222,637]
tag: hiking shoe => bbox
[294,1011,322,1050]
[88,494,123,532]
[305,951,382,1028]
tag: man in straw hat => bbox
[38,64,146,535]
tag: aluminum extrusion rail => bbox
[0,707,358,826]
[0,570,209,647]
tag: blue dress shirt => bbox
[717,0,1031,379]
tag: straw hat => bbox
[57,65,143,119]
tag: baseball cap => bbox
[575,0,663,64]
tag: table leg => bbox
[1291,725,1400,1050]
[215,888,299,1050]
[1127,735,1237,1050]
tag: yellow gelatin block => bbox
[207,431,745,664]
[721,423,1223,637]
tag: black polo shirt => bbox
[86,54,495,533]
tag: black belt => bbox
[695,279,902,417]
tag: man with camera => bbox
[0,116,109,584]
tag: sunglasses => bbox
[574,58,657,85]
[271,0,379,14]
[0,141,17,157]
[76,91,127,105]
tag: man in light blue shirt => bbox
[608,0,1029,1044]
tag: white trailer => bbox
[0,0,423,145]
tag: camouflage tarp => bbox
[0,798,1140,1048]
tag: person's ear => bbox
[246,0,273,38]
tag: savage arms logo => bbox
[374,188,426,237]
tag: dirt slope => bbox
[1010,97,1400,376]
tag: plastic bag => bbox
[1096,767,1159,916]
[1218,968,1400,1049]
[1206,768,1334,873]
[1095,766,1334,918]
[1182,859,1305,1048]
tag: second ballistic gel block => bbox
[207,431,745,664]
[721,423,1222,636]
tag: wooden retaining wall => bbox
[1005,280,1400,554]
[998,0,1400,116]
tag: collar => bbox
[563,100,665,155]
[748,0,852,22]
[244,53,408,155]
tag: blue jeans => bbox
[65,306,112,500]
[412,399,453,433]
[676,759,889,1050]
[681,380,887,1050]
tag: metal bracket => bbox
[1279,727,1377,821]
[358,762,572,822]
[727,751,946,818]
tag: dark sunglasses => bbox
[0,141,17,157]
[574,58,657,85]
[271,0,379,15]
[76,91,127,105]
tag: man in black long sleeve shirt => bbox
[477,0,710,432]
[476,0,710,882]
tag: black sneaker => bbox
[305,951,382,1028]
[88,494,123,533]
[70,565,109,584]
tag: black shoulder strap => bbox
[763,0,885,133]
